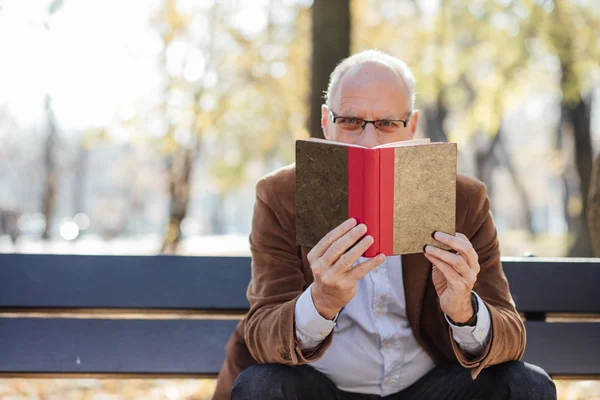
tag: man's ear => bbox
[409,110,419,137]
[321,105,331,139]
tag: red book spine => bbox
[363,149,380,257]
[348,146,364,232]
[349,148,386,257]
[379,148,395,255]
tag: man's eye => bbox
[340,117,359,125]
[378,120,399,129]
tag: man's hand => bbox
[424,231,481,324]
[307,218,386,320]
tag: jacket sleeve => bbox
[243,176,333,364]
[450,183,526,378]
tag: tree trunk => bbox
[160,147,196,254]
[569,98,593,218]
[73,143,88,215]
[424,0,449,143]
[210,192,227,235]
[565,96,594,257]
[423,95,449,142]
[474,125,535,235]
[474,130,501,199]
[555,103,578,236]
[495,132,535,236]
[551,0,594,256]
[41,95,58,240]
[309,0,350,138]
[587,153,600,257]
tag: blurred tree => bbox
[0,208,20,245]
[422,0,449,144]
[41,95,58,240]
[154,0,310,249]
[353,0,540,235]
[71,127,107,232]
[154,0,201,253]
[72,142,88,218]
[0,110,22,244]
[309,0,350,138]
[209,0,312,230]
[117,0,598,255]
[589,154,600,257]
[548,0,597,256]
[40,0,65,240]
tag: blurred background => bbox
[0,0,598,398]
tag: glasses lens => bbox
[337,117,364,131]
[375,120,402,133]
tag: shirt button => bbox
[385,342,393,349]
[376,307,383,313]
[385,378,391,384]
[320,331,329,337]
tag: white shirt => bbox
[294,255,491,396]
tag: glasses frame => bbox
[328,109,413,130]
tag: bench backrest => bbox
[0,255,598,377]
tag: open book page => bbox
[307,137,431,148]
[374,138,430,148]
[306,137,364,148]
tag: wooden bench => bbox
[0,254,598,379]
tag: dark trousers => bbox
[231,361,556,400]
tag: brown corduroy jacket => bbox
[212,163,525,400]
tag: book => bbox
[295,138,456,256]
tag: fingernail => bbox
[358,224,367,232]
[377,254,385,262]
[434,232,445,240]
[425,245,434,253]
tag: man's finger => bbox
[331,234,374,274]
[347,254,386,281]
[455,232,480,269]
[320,223,368,267]
[424,252,466,288]
[308,218,357,262]
[433,231,478,270]
[425,245,470,277]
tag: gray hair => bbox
[324,49,416,109]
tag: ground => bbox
[0,378,599,399]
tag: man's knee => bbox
[487,361,556,399]
[231,364,299,400]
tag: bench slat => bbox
[2,255,599,314]
[522,321,600,376]
[503,258,600,314]
[0,318,238,375]
[0,254,251,311]
[0,318,597,377]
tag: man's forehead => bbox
[332,64,410,112]
[337,98,401,118]
[341,62,407,89]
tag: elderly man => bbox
[212,50,556,400]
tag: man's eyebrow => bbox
[336,110,402,119]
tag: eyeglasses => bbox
[328,109,413,134]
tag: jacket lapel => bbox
[402,253,432,338]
